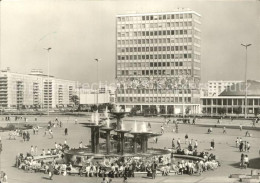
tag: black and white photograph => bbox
[0,0,259,182]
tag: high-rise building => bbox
[207,80,242,97]
[115,10,201,114]
[0,68,77,109]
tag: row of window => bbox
[118,45,193,53]
[118,69,192,76]
[117,96,192,103]
[118,38,195,45]
[117,89,192,94]
[118,29,193,37]
[118,61,186,68]
[117,53,195,60]
[118,61,200,69]
[203,99,260,106]
[118,21,194,30]
[117,13,194,22]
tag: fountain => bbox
[67,108,168,167]
[100,118,114,155]
[81,111,103,154]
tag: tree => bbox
[150,106,157,115]
[234,106,242,118]
[107,103,115,112]
[185,107,191,115]
[167,106,174,114]
[159,106,166,114]
[91,105,98,112]
[70,95,79,106]
[130,106,138,116]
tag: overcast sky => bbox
[1,0,259,84]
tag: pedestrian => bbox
[151,161,157,179]
[148,122,151,128]
[35,146,38,155]
[155,137,158,144]
[192,117,196,125]
[79,141,83,148]
[239,124,243,131]
[194,140,198,150]
[75,118,78,124]
[49,129,53,139]
[48,162,54,180]
[185,134,189,144]
[22,131,26,142]
[239,141,244,152]
[210,139,215,150]
[175,123,179,133]
[26,131,30,141]
[247,142,251,152]
[172,138,175,149]
[236,137,239,148]
[30,146,34,155]
[65,128,68,136]
[161,126,164,134]
[223,127,227,134]
[177,138,181,149]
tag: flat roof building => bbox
[0,68,77,109]
[201,80,260,115]
[115,10,202,114]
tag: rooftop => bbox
[219,80,260,96]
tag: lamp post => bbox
[94,59,100,111]
[241,43,251,118]
[44,47,52,116]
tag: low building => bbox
[201,80,260,115]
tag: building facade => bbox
[207,80,242,97]
[0,68,77,109]
[115,10,201,114]
[201,80,260,115]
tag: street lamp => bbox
[44,47,52,116]
[241,43,252,118]
[94,59,100,111]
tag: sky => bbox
[0,0,260,85]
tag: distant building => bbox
[115,10,201,114]
[201,80,260,115]
[0,68,77,109]
[79,85,116,105]
[207,80,242,97]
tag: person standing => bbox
[236,137,239,148]
[185,134,189,144]
[48,162,54,180]
[194,140,198,150]
[79,141,83,148]
[151,161,157,179]
[30,146,34,155]
[65,128,68,136]
[75,118,78,124]
[223,127,227,134]
[35,146,38,155]
[177,138,181,149]
[210,139,215,150]
[161,126,164,134]
[172,138,175,149]
[239,125,243,131]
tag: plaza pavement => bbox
[0,115,259,183]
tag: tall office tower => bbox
[115,10,201,114]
